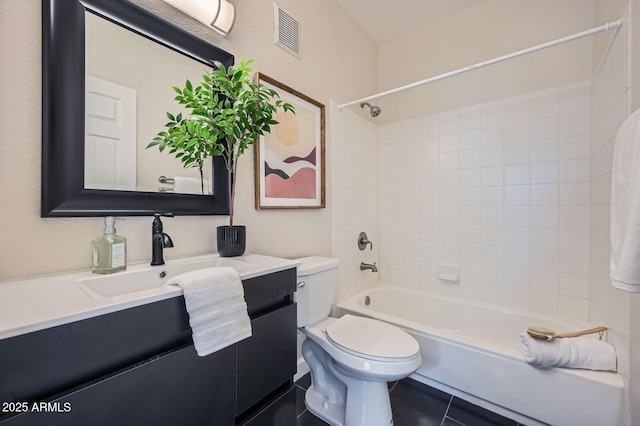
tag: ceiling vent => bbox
[273,4,300,58]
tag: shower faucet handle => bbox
[358,232,373,251]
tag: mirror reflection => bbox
[84,12,212,195]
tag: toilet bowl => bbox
[295,257,421,426]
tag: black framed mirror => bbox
[42,0,233,217]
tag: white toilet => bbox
[295,257,421,426]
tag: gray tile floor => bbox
[295,374,526,426]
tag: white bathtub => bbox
[336,286,623,426]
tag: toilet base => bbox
[305,384,345,426]
[302,338,395,426]
[305,377,395,426]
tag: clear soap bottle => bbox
[92,216,127,274]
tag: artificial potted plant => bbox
[147,59,294,256]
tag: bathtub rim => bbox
[336,284,623,389]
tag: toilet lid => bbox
[325,315,419,361]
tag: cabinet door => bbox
[239,385,297,426]
[236,303,297,416]
[1,345,234,426]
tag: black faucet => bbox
[151,213,174,266]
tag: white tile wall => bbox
[589,6,631,421]
[330,102,380,301]
[379,81,593,319]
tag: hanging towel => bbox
[610,108,640,292]
[167,266,252,357]
[517,333,616,371]
[174,176,211,195]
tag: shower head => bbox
[360,102,381,118]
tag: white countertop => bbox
[0,253,299,340]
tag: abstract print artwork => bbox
[254,73,325,209]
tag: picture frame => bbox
[254,73,325,209]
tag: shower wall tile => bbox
[559,295,589,320]
[530,140,558,162]
[330,102,379,302]
[504,122,530,144]
[481,100,504,128]
[379,81,593,319]
[559,158,590,182]
[559,81,591,115]
[504,143,529,164]
[459,130,481,150]
[559,134,591,159]
[504,94,530,124]
[459,105,480,131]
[589,4,631,401]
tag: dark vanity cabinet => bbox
[0,268,297,426]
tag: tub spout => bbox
[360,262,378,272]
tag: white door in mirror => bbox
[85,76,137,191]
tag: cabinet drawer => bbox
[1,345,234,426]
[243,268,296,316]
[236,303,297,416]
[0,297,191,409]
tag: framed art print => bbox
[254,73,325,209]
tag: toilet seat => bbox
[325,314,420,362]
[302,316,421,381]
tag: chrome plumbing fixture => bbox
[359,102,381,117]
[360,262,378,272]
[357,232,373,251]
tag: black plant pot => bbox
[217,225,246,257]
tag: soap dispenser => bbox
[92,216,127,274]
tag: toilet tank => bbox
[295,257,339,327]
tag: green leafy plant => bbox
[147,59,294,225]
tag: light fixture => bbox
[163,0,236,36]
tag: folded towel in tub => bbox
[518,333,617,371]
[167,266,252,357]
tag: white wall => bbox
[0,0,377,281]
[375,0,595,124]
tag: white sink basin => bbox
[76,257,255,299]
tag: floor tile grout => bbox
[440,395,454,426]
[296,374,519,426]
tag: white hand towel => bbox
[518,333,616,371]
[174,176,211,195]
[167,266,252,357]
[610,108,640,292]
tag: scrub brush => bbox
[526,325,608,341]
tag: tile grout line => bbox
[295,383,308,420]
[439,394,454,426]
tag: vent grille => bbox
[274,4,300,58]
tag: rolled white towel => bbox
[518,333,617,371]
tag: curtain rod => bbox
[338,19,623,110]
